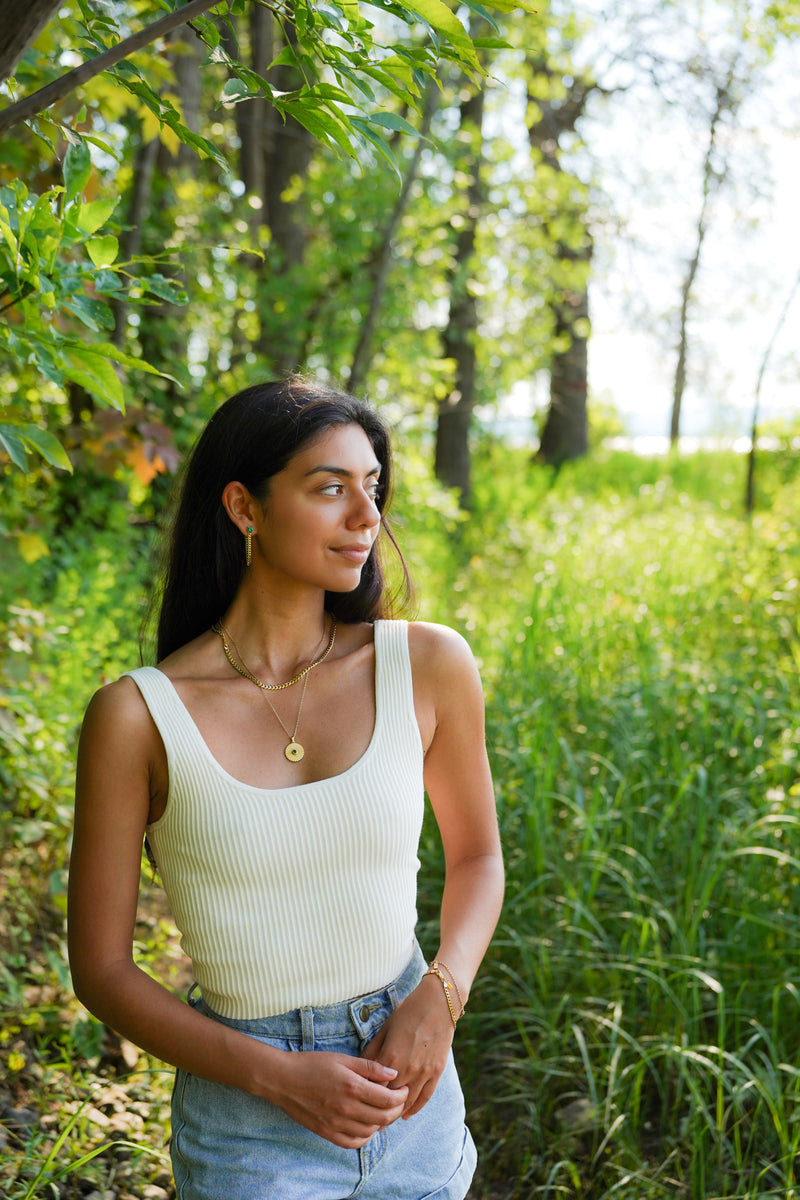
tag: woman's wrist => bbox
[230,1026,289,1103]
[423,959,466,1029]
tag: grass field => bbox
[2,443,799,1198]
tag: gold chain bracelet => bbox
[424,960,466,1029]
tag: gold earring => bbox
[245,525,254,567]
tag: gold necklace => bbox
[212,617,337,691]
[211,617,336,762]
[262,669,311,762]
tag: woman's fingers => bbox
[402,1076,438,1119]
[361,978,454,1115]
[276,1052,408,1147]
[361,1024,387,1062]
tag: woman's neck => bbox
[218,585,331,685]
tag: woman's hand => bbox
[265,1050,408,1148]
[361,975,455,1119]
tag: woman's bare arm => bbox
[364,624,505,1116]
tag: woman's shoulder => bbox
[79,673,160,754]
[406,619,472,652]
[406,620,479,681]
[153,629,222,682]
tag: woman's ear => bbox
[221,481,257,533]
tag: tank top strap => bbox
[373,620,417,739]
[122,665,206,765]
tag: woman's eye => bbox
[320,483,344,495]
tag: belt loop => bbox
[300,1006,315,1050]
[387,982,400,1011]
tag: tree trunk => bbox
[133,28,204,399]
[262,26,314,275]
[0,0,61,82]
[348,86,438,395]
[170,24,204,169]
[225,7,273,231]
[669,79,729,447]
[538,262,590,463]
[223,11,314,374]
[111,135,160,348]
[434,72,486,501]
[745,264,800,514]
[527,61,595,466]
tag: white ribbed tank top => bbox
[125,620,424,1018]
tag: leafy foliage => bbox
[0,0,531,475]
[0,167,184,468]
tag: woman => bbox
[68,378,504,1200]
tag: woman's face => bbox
[253,422,382,594]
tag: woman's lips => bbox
[331,544,372,562]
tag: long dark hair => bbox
[150,378,411,661]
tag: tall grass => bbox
[2,443,799,1197]
[408,445,800,1198]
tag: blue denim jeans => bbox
[171,946,477,1199]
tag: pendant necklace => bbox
[212,617,337,762]
[264,668,311,762]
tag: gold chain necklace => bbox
[212,617,337,691]
[211,617,336,762]
[262,669,311,762]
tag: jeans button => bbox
[359,1005,371,1021]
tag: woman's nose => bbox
[348,490,380,529]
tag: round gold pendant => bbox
[285,741,304,762]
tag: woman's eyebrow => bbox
[304,464,381,478]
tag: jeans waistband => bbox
[193,944,426,1045]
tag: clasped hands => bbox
[273,976,455,1149]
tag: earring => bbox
[245,526,254,567]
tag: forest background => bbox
[1,0,800,1197]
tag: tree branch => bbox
[0,0,229,135]
[348,84,438,394]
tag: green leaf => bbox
[269,44,302,69]
[160,116,229,172]
[483,0,537,9]
[335,0,361,18]
[86,341,175,379]
[394,0,474,57]
[92,268,124,296]
[0,425,28,470]
[136,273,188,304]
[206,44,229,64]
[62,294,115,332]
[288,104,355,156]
[334,63,377,101]
[0,212,19,263]
[81,132,120,159]
[86,235,119,268]
[76,198,119,236]
[306,82,355,104]
[64,140,92,204]
[62,345,125,410]
[221,77,258,103]
[350,117,401,177]
[458,0,502,31]
[369,111,423,136]
[16,423,73,472]
[363,55,422,97]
